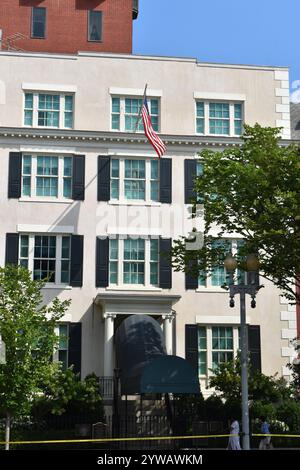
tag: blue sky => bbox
[133,0,300,102]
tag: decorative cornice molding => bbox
[0,127,295,148]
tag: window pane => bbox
[234,103,242,119]
[196,118,204,134]
[20,235,29,258]
[234,120,242,135]
[112,114,120,130]
[25,93,33,109]
[32,7,46,39]
[112,98,120,113]
[64,112,73,129]
[88,10,102,41]
[109,261,118,284]
[196,102,204,117]
[109,239,118,260]
[63,157,72,177]
[59,324,68,349]
[65,96,73,112]
[111,159,119,178]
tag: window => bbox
[111,97,159,132]
[195,101,243,136]
[31,7,46,39]
[198,239,244,288]
[108,237,159,287]
[110,158,159,203]
[57,324,69,370]
[88,10,102,42]
[24,93,74,129]
[19,234,71,285]
[212,327,234,370]
[197,325,239,377]
[21,154,73,199]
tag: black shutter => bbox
[5,233,19,265]
[185,259,198,290]
[248,325,261,372]
[185,324,198,372]
[98,156,111,201]
[68,322,82,377]
[70,235,84,287]
[184,159,197,204]
[72,155,85,200]
[159,237,172,289]
[160,158,172,203]
[8,152,22,199]
[96,237,109,287]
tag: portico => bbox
[95,292,181,377]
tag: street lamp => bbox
[224,253,260,450]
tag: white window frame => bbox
[110,157,160,204]
[197,324,240,379]
[197,239,244,290]
[20,154,73,201]
[53,323,69,369]
[23,92,74,129]
[108,236,159,289]
[110,96,160,133]
[195,101,243,137]
[18,233,71,288]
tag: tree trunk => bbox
[5,412,11,451]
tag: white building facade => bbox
[0,50,295,395]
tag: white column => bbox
[162,313,175,355]
[103,313,116,377]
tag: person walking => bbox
[259,416,272,450]
[227,417,241,450]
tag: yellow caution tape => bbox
[1,433,299,446]
[0,434,232,445]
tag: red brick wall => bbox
[0,0,133,54]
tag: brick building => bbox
[0,0,138,54]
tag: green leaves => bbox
[0,265,71,419]
[172,124,300,302]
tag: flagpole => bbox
[133,83,148,133]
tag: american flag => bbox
[141,97,166,158]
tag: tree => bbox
[0,265,70,449]
[172,125,300,303]
[209,355,291,404]
[32,370,104,418]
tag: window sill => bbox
[19,197,73,204]
[106,286,162,292]
[196,288,228,293]
[42,284,72,290]
[108,200,161,207]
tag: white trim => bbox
[194,91,246,101]
[20,146,76,154]
[275,88,290,97]
[19,197,73,204]
[22,83,77,93]
[107,227,161,236]
[108,201,161,207]
[109,87,163,97]
[17,224,74,234]
[43,284,73,290]
[196,315,251,324]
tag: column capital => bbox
[162,312,175,322]
[103,313,117,321]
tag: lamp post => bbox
[224,253,260,450]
